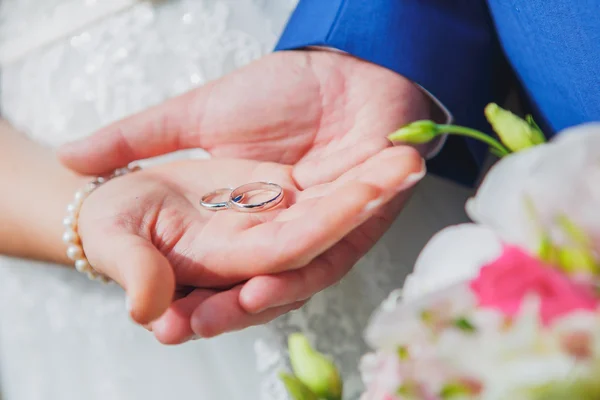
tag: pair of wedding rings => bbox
[200,182,284,213]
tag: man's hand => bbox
[58,50,431,189]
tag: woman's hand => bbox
[77,147,424,326]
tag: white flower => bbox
[430,298,599,400]
[466,123,600,254]
[361,123,600,399]
[365,282,477,350]
[359,352,403,400]
[402,224,503,302]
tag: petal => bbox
[466,146,548,250]
[402,224,503,301]
[553,122,600,148]
[468,123,600,251]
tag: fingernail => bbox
[181,334,201,343]
[396,159,427,192]
[362,198,384,214]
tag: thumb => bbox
[87,235,176,325]
[57,88,206,175]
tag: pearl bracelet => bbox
[62,164,141,282]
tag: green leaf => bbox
[526,114,543,135]
[453,317,477,333]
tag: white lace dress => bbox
[0,1,474,399]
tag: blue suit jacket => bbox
[275,0,600,185]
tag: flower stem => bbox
[436,124,511,157]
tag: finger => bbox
[274,146,424,225]
[293,136,392,189]
[190,286,306,338]
[239,241,357,313]
[143,286,194,331]
[240,190,414,313]
[57,89,203,175]
[150,289,216,345]
[299,146,425,200]
[232,156,420,277]
[85,234,176,325]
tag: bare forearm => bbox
[0,120,88,264]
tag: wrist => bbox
[0,121,92,264]
[34,167,91,265]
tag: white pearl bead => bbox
[84,182,98,193]
[66,244,84,260]
[62,229,80,244]
[74,259,90,272]
[86,271,97,280]
[74,190,87,203]
[66,203,79,214]
[114,168,128,177]
[62,216,76,228]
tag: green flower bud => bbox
[388,120,440,144]
[484,103,546,152]
[288,334,343,400]
[279,372,319,400]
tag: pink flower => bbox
[470,246,599,324]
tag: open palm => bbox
[59,50,430,189]
[78,147,422,330]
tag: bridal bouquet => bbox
[280,105,600,399]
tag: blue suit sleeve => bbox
[275,0,511,186]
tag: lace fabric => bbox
[0,1,473,399]
[0,0,139,65]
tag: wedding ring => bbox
[200,188,243,210]
[228,182,284,213]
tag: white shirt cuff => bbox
[417,84,451,159]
